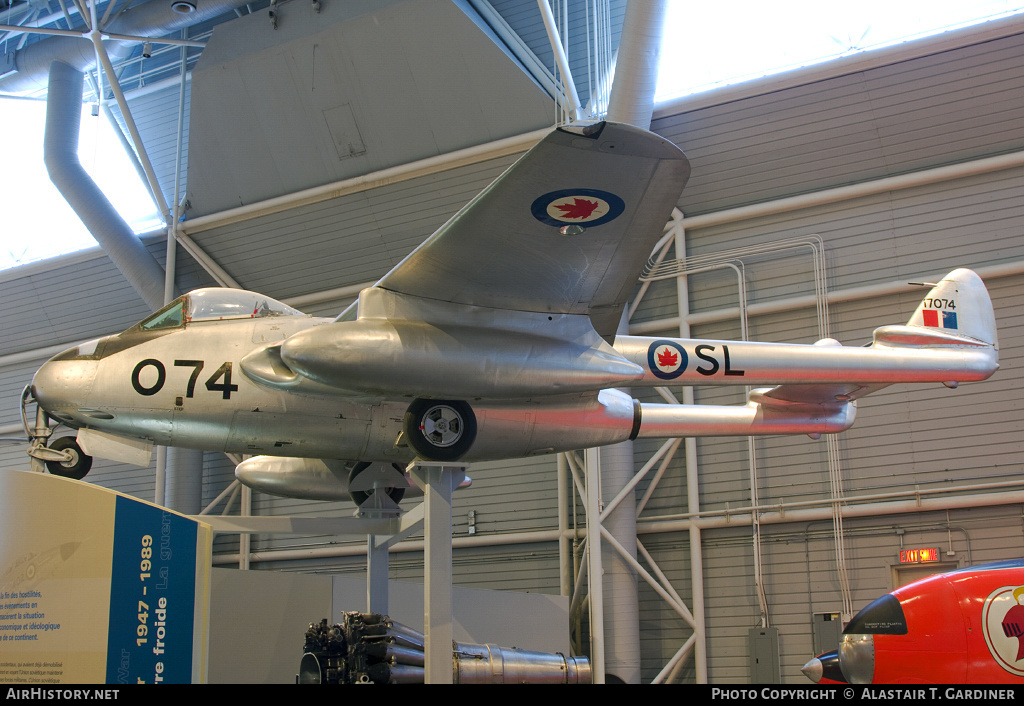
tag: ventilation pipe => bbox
[606,0,668,129]
[44,60,167,311]
[164,446,204,514]
[0,0,252,95]
[596,309,640,683]
[598,1,670,682]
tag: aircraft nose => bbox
[800,656,823,683]
[32,351,98,421]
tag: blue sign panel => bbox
[105,497,198,684]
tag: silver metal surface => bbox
[301,612,591,684]
[25,123,1000,503]
[839,633,875,684]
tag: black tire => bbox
[403,399,476,462]
[45,436,92,480]
[348,461,406,506]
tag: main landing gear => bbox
[402,399,477,462]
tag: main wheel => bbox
[403,399,476,462]
[45,436,92,480]
[348,461,406,506]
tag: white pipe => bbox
[630,258,1024,334]
[89,32,169,218]
[0,24,206,46]
[209,485,1024,566]
[584,447,606,683]
[173,232,241,288]
[641,489,1024,533]
[536,0,582,120]
[0,0,251,95]
[675,221,708,683]
[606,0,667,129]
[14,133,1021,291]
[600,525,694,626]
[557,453,571,597]
[6,253,1024,372]
[683,150,1024,232]
[44,61,166,311]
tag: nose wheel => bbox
[403,399,476,462]
[42,437,93,479]
[23,385,93,479]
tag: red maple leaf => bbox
[554,198,600,220]
[657,348,678,368]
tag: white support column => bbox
[675,221,708,682]
[584,447,605,683]
[409,461,466,685]
[239,483,251,570]
[367,535,389,615]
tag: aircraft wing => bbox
[374,121,691,339]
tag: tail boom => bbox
[636,393,856,438]
[614,336,998,388]
[615,268,999,391]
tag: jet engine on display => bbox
[802,560,1024,684]
[299,613,591,684]
[23,121,1000,505]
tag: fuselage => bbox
[30,278,998,468]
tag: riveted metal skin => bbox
[27,124,999,502]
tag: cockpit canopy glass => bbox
[139,289,303,331]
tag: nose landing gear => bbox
[22,386,93,480]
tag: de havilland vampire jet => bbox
[25,121,1000,504]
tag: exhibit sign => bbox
[0,470,211,684]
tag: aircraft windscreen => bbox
[140,299,185,331]
[187,288,303,322]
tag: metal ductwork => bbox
[44,60,167,311]
[0,0,252,94]
[606,0,669,130]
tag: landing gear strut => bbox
[22,385,93,479]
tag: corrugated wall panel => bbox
[186,154,521,298]
[655,31,1024,216]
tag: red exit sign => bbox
[900,548,940,563]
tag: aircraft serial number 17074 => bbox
[25,122,999,504]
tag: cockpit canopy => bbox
[141,288,303,331]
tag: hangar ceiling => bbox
[0,0,628,362]
[1,0,625,219]
[185,0,557,215]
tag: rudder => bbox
[906,269,998,349]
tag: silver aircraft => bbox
[25,121,1000,503]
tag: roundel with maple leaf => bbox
[983,585,1024,676]
[531,189,625,228]
[648,340,687,380]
